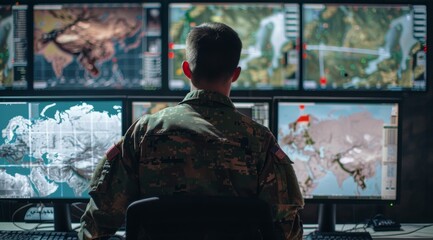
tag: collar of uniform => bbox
[180,90,235,109]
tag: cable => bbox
[11,203,44,231]
[71,202,86,213]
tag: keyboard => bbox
[306,231,373,240]
[0,230,78,240]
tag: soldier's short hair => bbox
[186,22,242,84]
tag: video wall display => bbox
[168,3,300,90]
[0,99,123,199]
[33,3,162,90]
[0,4,28,90]
[276,100,399,200]
[0,2,429,93]
[303,4,427,91]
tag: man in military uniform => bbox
[79,22,304,240]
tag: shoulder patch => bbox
[271,145,293,163]
[106,144,121,162]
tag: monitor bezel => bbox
[0,95,127,202]
[273,96,402,204]
[299,0,431,94]
[166,0,302,92]
[30,1,164,93]
[0,2,30,91]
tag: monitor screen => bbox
[0,4,28,90]
[169,3,299,90]
[132,99,270,127]
[0,99,123,199]
[33,3,161,90]
[276,99,399,201]
[303,4,427,91]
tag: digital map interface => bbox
[169,3,299,90]
[0,100,122,199]
[33,3,162,90]
[278,101,398,200]
[0,5,28,90]
[303,4,427,91]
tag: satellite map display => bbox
[0,100,122,199]
[303,4,427,91]
[169,3,299,90]
[277,101,398,199]
[33,3,162,90]
[0,5,28,90]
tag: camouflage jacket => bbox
[79,90,304,240]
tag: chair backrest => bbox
[125,195,277,240]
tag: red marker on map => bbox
[320,76,327,86]
[299,104,305,111]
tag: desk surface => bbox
[303,224,433,239]
[1,222,432,239]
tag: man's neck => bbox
[190,83,231,97]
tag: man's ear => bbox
[182,61,192,79]
[231,67,241,83]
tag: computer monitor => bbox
[168,2,300,90]
[275,97,401,231]
[33,3,162,90]
[0,4,28,90]
[0,98,124,230]
[130,97,271,128]
[302,4,427,91]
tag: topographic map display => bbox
[303,4,427,91]
[169,3,299,90]
[33,3,161,90]
[277,102,398,199]
[0,101,122,199]
[0,5,28,90]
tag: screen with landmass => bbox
[303,4,427,91]
[33,3,161,90]
[277,100,398,200]
[132,100,269,127]
[169,3,299,90]
[0,4,28,90]
[0,100,122,199]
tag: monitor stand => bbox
[317,203,336,232]
[53,203,73,232]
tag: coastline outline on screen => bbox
[277,101,398,200]
[169,3,300,90]
[0,100,122,199]
[303,4,427,91]
[33,3,162,90]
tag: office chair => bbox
[125,195,277,240]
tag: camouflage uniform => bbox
[79,90,304,240]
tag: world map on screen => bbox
[0,101,122,198]
[278,102,397,198]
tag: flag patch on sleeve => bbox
[271,145,292,163]
[106,144,121,162]
[271,145,285,159]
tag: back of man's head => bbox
[186,22,242,85]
